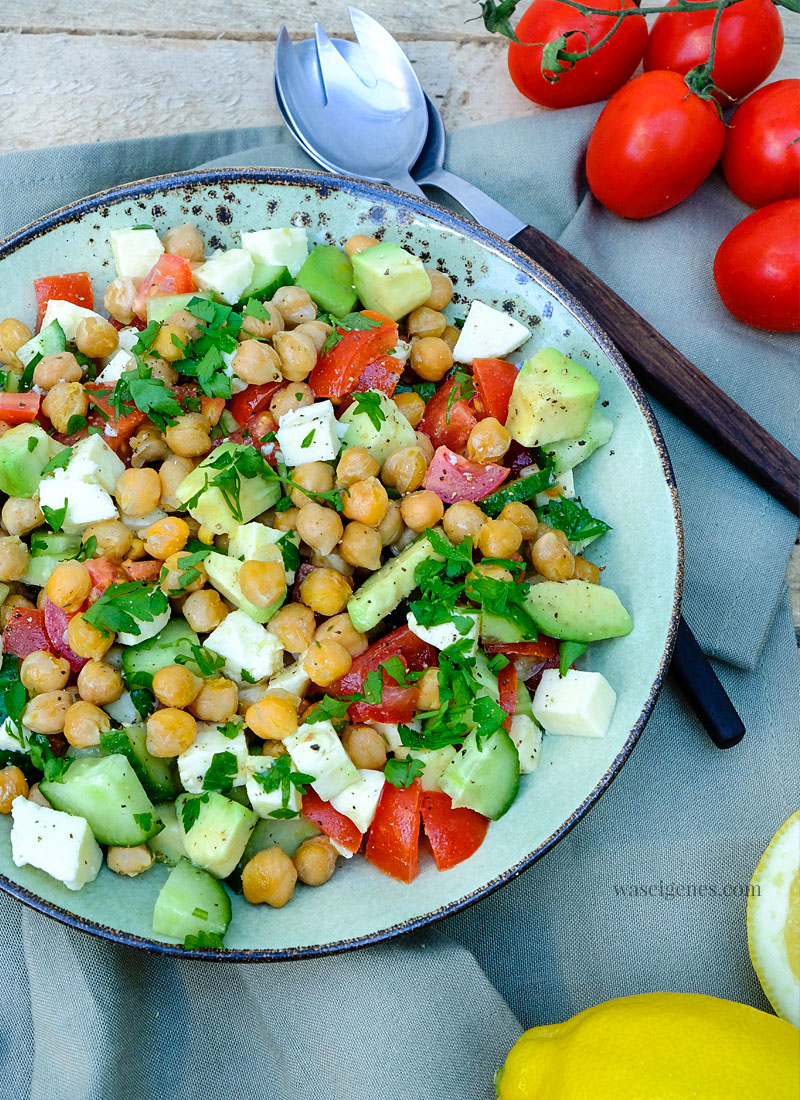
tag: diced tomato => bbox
[472,359,519,425]
[423,445,509,504]
[0,393,41,425]
[497,661,518,733]
[34,272,93,330]
[2,608,52,659]
[228,381,284,425]
[84,384,147,442]
[335,625,437,724]
[85,558,127,604]
[109,315,146,332]
[122,559,162,583]
[308,315,399,399]
[418,378,478,453]
[133,254,194,320]
[352,353,404,398]
[302,788,363,853]
[43,599,87,674]
[365,779,421,883]
[201,396,225,425]
[421,790,490,872]
[483,636,560,661]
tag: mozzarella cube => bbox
[116,327,141,353]
[177,722,249,794]
[205,610,284,683]
[40,300,107,344]
[38,476,117,534]
[330,769,385,833]
[453,300,531,364]
[11,796,102,891]
[535,467,575,509]
[277,401,341,466]
[220,349,249,395]
[244,756,302,819]
[116,605,171,648]
[95,347,134,385]
[241,227,308,277]
[509,713,543,773]
[330,839,355,860]
[389,339,411,366]
[102,690,140,727]
[367,720,421,752]
[110,227,164,278]
[532,668,616,738]
[67,434,126,494]
[268,657,310,701]
[193,249,254,305]
[284,720,358,803]
[407,609,478,653]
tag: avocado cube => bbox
[351,242,432,321]
[175,441,281,535]
[0,424,66,498]
[524,580,633,642]
[338,388,416,464]
[176,791,257,879]
[295,245,357,317]
[506,348,600,448]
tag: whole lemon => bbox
[496,992,799,1099]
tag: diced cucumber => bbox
[479,611,526,646]
[21,554,68,588]
[148,803,187,866]
[40,755,161,846]
[347,531,446,634]
[29,531,82,559]
[541,409,614,475]
[440,729,520,820]
[152,858,231,941]
[121,618,199,687]
[176,791,258,879]
[243,815,320,861]
[242,262,292,301]
[100,725,179,802]
[516,681,534,719]
[16,319,66,368]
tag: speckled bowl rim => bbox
[0,167,683,960]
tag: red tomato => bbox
[507,0,647,109]
[365,779,421,883]
[497,661,518,733]
[83,383,148,442]
[2,608,52,659]
[228,381,284,425]
[483,637,560,660]
[713,199,800,333]
[421,791,489,872]
[43,599,87,674]
[722,81,800,209]
[336,625,438,724]
[122,559,162,583]
[418,378,477,453]
[0,393,41,425]
[643,0,783,105]
[302,788,363,853]
[351,354,403,398]
[133,254,194,320]
[34,272,93,331]
[472,359,518,424]
[586,71,725,219]
[308,316,399,399]
[84,558,127,604]
[423,446,509,504]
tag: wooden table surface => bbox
[2,1,799,638]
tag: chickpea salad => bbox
[0,221,632,947]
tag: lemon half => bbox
[748,808,800,1028]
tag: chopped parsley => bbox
[183,930,225,951]
[176,643,226,678]
[276,532,300,575]
[41,502,67,534]
[251,755,315,818]
[180,793,210,832]
[559,640,587,677]
[26,436,38,453]
[108,361,182,430]
[304,695,351,727]
[40,447,72,476]
[479,465,556,518]
[384,757,425,789]
[82,581,169,638]
[218,718,244,740]
[133,812,153,832]
[27,733,72,783]
[301,429,316,448]
[320,311,381,355]
[536,496,611,544]
[350,391,387,431]
[445,369,475,424]
[76,535,97,562]
[202,751,239,793]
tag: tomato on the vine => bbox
[585,70,725,219]
[722,80,800,209]
[713,198,800,333]
[507,0,647,109]
[643,0,783,104]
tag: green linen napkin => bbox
[0,122,798,1100]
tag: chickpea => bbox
[82,519,132,563]
[271,286,315,327]
[377,502,404,547]
[415,431,435,464]
[303,639,352,687]
[531,531,575,582]
[115,468,162,518]
[499,501,538,540]
[146,709,197,757]
[393,391,425,429]
[27,782,50,808]
[75,316,118,359]
[160,551,206,595]
[164,308,202,342]
[477,518,523,559]
[344,234,380,257]
[293,319,332,353]
[441,325,460,351]
[141,354,178,385]
[242,846,297,907]
[42,381,88,433]
[46,560,92,613]
[161,223,205,262]
[67,613,114,660]
[164,413,211,459]
[142,516,189,560]
[0,318,33,369]
[245,694,298,740]
[293,836,337,886]
[272,505,300,533]
[467,417,512,465]
[340,477,387,528]
[342,724,387,770]
[310,550,354,578]
[417,667,441,711]
[76,660,123,706]
[190,677,238,722]
[290,461,335,508]
[407,306,447,338]
[313,613,367,657]
[130,424,169,468]
[0,766,29,813]
[410,336,453,382]
[159,454,194,510]
[0,594,34,629]
[335,448,378,491]
[23,690,72,735]
[240,301,284,341]
[103,277,138,324]
[269,382,314,422]
[574,556,600,584]
[268,602,316,655]
[231,340,282,385]
[149,323,187,363]
[152,664,202,708]
[20,650,70,695]
[127,537,147,561]
[273,329,317,381]
[381,448,428,496]
[107,844,154,877]
[32,351,82,391]
[1,496,43,536]
[182,589,228,633]
[339,522,383,571]
[239,560,286,610]
[293,502,341,557]
[299,568,351,616]
[64,701,110,748]
[424,269,454,311]
[400,490,444,532]
[442,500,485,544]
[0,536,29,582]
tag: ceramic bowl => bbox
[0,169,682,958]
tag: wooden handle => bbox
[510,225,800,515]
[670,617,746,749]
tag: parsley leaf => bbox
[479,465,556,518]
[251,755,315,815]
[82,581,168,638]
[445,370,475,424]
[304,695,351,726]
[301,429,316,448]
[183,930,225,950]
[27,436,38,453]
[40,447,72,476]
[350,391,387,431]
[176,643,226,678]
[384,757,425,788]
[109,361,182,430]
[536,497,611,544]
[76,535,97,562]
[276,532,300,575]
[65,414,87,435]
[320,312,381,355]
[27,733,73,783]
[130,687,156,720]
[218,718,244,740]
[133,811,153,832]
[361,669,384,705]
[202,751,239,792]
[559,639,587,677]
[181,793,209,832]
[471,695,509,749]
[41,503,67,534]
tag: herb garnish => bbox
[350,391,387,431]
[83,581,168,638]
[202,751,239,793]
[536,496,611,544]
[251,755,315,818]
[384,757,425,789]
